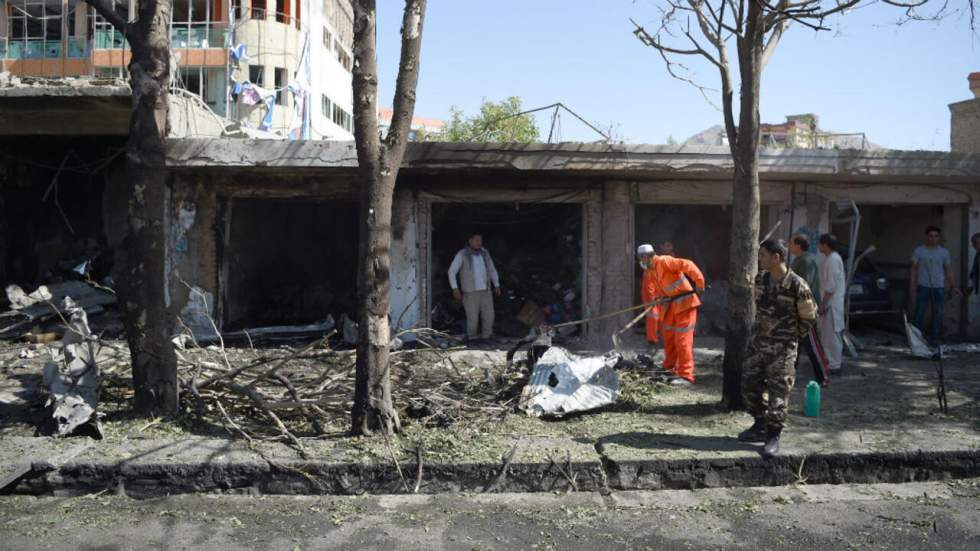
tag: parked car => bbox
[846,252,893,313]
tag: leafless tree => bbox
[631,0,956,409]
[82,0,178,415]
[349,0,427,435]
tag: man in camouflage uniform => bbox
[738,239,818,458]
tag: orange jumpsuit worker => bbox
[637,243,706,386]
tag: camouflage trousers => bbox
[741,338,798,430]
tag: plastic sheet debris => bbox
[178,315,337,347]
[906,318,932,359]
[340,314,358,345]
[176,286,218,343]
[518,346,621,418]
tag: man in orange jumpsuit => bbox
[637,243,706,386]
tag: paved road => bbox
[2,480,979,550]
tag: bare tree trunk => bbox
[84,0,178,415]
[350,0,425,436]
[720,4,764,411]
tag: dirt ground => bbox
[1,328,977,466]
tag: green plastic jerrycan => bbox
[804,380,821,418]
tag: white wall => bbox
[304,0,353,140]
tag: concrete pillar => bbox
[390,189,420,337]
[595,181,634,337]
[74,2,87,39]
[967,198,980,337]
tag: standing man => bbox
[738,239,818,458]
[637,243,706,386]
[911,226,962,344]
[790,234,830,386]
[817,234,846,374]
[448,232,501,343]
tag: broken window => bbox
[222,198,359,330]
[180,67,203,98]
[430,202,583,338]
[5,0,64,59]
[172,0,223,48]
[248,64,264,86]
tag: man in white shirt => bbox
[910,226,961,344]
[817,234,846,373]
[447,232,501,342]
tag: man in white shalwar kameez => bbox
[817,234,846,373]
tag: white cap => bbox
[636,244,655,256]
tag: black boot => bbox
[737,418,767,443]
[762,428,782,458]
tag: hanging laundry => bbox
[240,85,262,106]
[229,43,249,64]
[259,94,276,131]
[287,81,310,140]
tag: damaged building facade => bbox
[5,76,980,343]
[163,139,980,340]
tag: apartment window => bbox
[321,95,333,118]
[324,0,354,48]
[180,68,204,98]
[335,42,352,71]
[249,65,264,86]
[274,67,288,106]
[323,27,334,51]
[332,104,352,133]
[251,0,267,19]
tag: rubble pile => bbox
[1,280,120,342]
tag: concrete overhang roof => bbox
[164,138,980,183]
[0,79,132,136]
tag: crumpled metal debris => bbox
[518,346,621,418]
[41,297,102,438]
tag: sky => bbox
[374,1,979,150]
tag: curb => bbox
[7,448,979,498]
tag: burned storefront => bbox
[429,200,583,338]
[0,135,128,339]
[221,197,359,330]
[164,140,980,342]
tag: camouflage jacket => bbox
[752,270,818,342]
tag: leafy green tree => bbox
[444,96,539,143]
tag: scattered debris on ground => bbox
[519,347,621,418]
[41,297,102,438]
[1,281,117,339]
